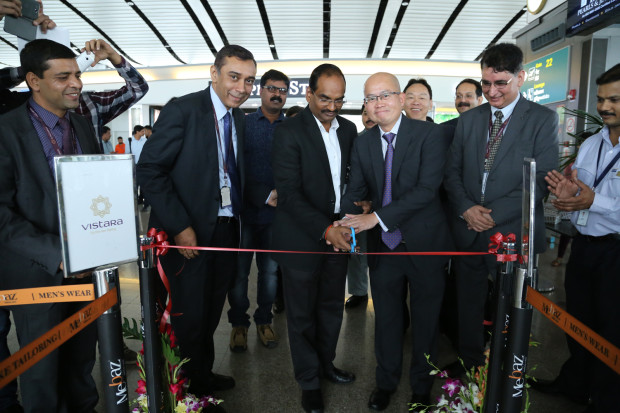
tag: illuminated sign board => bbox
[522,47,570,106]
[566,0,620,37]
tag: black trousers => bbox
[281,254,348,390]
[370,243,447,394]
[164,221,239,393]
[559,233,620,411]
[454,234,498,368]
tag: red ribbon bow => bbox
[488,232,518,262]
[146,228,170,256]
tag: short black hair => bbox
[260,69,290,88]
[144,125,152,131]
[456,78,482,98]
[20,39,76,79]
[213,45,256,72]
[118,137,123,141]
[404,78,433,99]
[480,43,523,75]
[133,125,144,134]
[309,64,345,92]
[596,63,620,86]
[102,126,110,134]
[285,105,303,117]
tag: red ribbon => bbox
[488,232,518,262]
[143,229,173,330]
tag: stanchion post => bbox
[93,266,129,412]
[498,159,537,413]
[484,239,516,413]
[139,236,164,412]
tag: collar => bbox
[256,107,285,122]
[378,114,403,136]
[313,114,339,132]
[29,97,70,129]
[209,86,232,121]
[490,94,520,121]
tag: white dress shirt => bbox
[570,125,620,236]
[313,115,342,213]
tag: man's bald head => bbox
[364,72,401,95]
[363,72,405,131]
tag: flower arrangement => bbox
[409,349,533,413]
[123,318,223,412]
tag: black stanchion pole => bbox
[484,240,515,413]
[139,236,164,412]
[498,268,534,413]
[93,267,129,413]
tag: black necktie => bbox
[58,117,74,155]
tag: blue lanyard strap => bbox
[593,140,620,190]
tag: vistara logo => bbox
[90,195,112,218]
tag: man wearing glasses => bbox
[339,72,450,412]
[443,43,558,377]
[443,78,483,129]
[228,69,289,353]
[271,64,357,413]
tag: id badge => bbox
[577,210,589,226]
[220,186,232,208]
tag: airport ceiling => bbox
[0,0,530,69]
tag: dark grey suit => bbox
[341,115,450,394]
[137,87,246,394]
[271,107,357,390]
[0,102,101,412]
[444,96,558,367]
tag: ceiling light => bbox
[269,44,275,48]
[402,1,409,6]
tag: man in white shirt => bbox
[539,62,620,412]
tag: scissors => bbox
[350,227,357,253]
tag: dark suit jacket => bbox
[271,107,357,271]
[340,115,451,268]
[137,87,245,245]
[0,102,100,290]
[444,97,559,253]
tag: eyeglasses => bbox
[364,91,399,105]
[262,85,288,94]
[480,78,513,90]
[317,97,346,106]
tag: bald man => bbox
[339,73,450,412]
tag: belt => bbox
[579,233,620,243]
[216,216,237,224]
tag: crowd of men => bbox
[1,2,619,413]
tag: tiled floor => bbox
[8,230,586,412]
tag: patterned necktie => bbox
[58,117,74,155]
[223,112,241,217]
[481,110,504,203]
[485,110,504,173]
[381,132,402,250]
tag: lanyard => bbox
[485,113,512,160]
[593,140,620,190]
[212,105,233,182]
[28,104,77,155]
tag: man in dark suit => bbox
[443,78,483,130]
[443,43,558,375]
[0,39,101,412]
[137,45,256,404]
[271,64,357,413]
[339,72,450,411]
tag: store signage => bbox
[566,0,620,37]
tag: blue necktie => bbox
[223,112,241,217]
[381,132,402,250]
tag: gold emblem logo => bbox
[90,195,112,218]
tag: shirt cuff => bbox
[375,212,388,232]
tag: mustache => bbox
[270,96,282,103]
[457,102,470,107]
[321,109,337,115]
[599,111,615,117]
